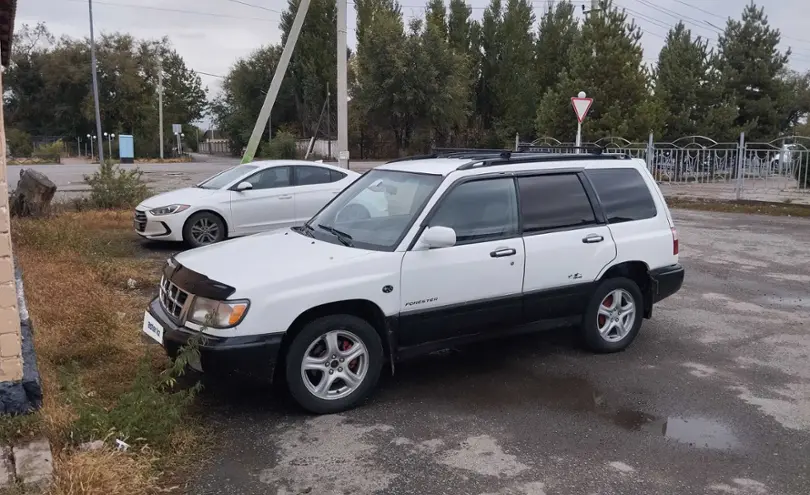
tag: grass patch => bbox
[11,209,201,492]
[666,197,810,217]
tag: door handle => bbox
[490,247,517,258]
[278,195,293,200]
[582,234,604,244]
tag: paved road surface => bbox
[180,210,810,494]
[8,155,384,200]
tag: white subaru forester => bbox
[142,149,684,414]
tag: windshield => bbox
[198,165,258,189]
[302,169,442,251]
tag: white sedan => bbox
[134,160,360,247]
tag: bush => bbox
[7,128,33,157]
[32,139,64,163]
[260,131,298,159]
[795,160,810,189]
[84,161,150,208]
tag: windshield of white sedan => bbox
[302,170,441,250]
[198,165,258,189]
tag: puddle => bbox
[393,343,741,450]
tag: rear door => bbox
[229,166,295,234]
[519,173,616,322]
[293,166,347,223]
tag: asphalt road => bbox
[8,155,384,199]
[178,209,810,495]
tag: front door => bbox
[398,177,525,347]
[229,166,295,235]
[517,173,617,321]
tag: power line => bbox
[196,70,226,79]
[222,0,282,14]
[672,0,810,47]
[62,0,279,22]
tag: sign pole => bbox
[571,91,593,154]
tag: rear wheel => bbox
[582,277,643,353]
[285,315,383,414]
[183,211,226,248]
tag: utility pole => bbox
[327,82,331,160]
[158,58,164,159]
[336,0,349,169]
[241,0,313,164]
[88,0,104,164]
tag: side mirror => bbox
[418,226,456,250]
[235,181,253,191]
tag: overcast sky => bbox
[16,0,810,103]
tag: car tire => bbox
[582,277,644,353]
[285,314,383,414]
[183,211,226,248]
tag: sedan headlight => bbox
[188,297,250,328]
[150,204,190,216]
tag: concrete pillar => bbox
[0,68,22,382]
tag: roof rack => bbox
[456,152,628,170]
[384,145,628,170]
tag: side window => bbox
[295,166,334,186]
[429,178,518,244]
[243,167,291,190]
[330,170,347,182]
[586,168,657,223]
[518,174,596,233]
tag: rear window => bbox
[586,168,657,223]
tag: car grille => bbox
[133,209,147,232]
[159,276,190,322]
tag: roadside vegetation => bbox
[7,169,202,493]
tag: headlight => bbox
[188,297,249,328]
[150,204,190,216]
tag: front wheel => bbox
[582,277,644,353]
[183,211,226,248]
[285,315,383,414]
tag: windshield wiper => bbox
[317,224,353,246]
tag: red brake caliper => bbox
[342,340,359,372]
[599,295,613,327]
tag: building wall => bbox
[0,68,22,382]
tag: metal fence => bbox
[519,134,810,204]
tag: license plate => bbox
[142,312,164,345]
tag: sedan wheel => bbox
[183,212,226,248]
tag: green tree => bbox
[714,2,791,140]
[492,0,536,141]
[425,0,448,39]
[536,0,658,142]
[476,0,503,133]
[535,1,578,98]
[280,0,337,137]
[210,45,297,155]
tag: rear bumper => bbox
[650,264,684,303]
[147,298,283,376]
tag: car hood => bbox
[173,229,374,292]
[138,187,219,209]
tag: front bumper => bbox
[133,208,186,242]
[650,264,685,303]
[146,298,283,376]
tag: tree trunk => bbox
[10,169,57,218]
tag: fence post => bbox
[735,132,745,200]
[515,133,519,151]
[646,132,654,172]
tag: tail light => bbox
[671,227,679,255]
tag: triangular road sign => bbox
[571,97,593,123]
